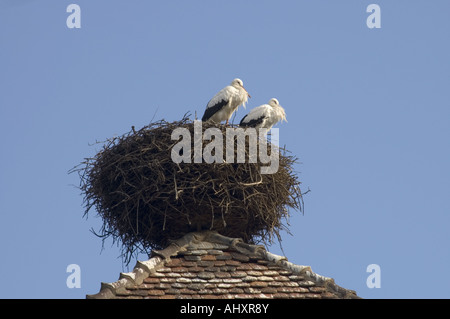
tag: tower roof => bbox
[87,231,359,299]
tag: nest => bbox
[71,116,304,263]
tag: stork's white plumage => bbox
[202,78,250,125]
[239,98,287,130]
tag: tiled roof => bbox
[87,231,359,299]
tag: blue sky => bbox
[1,0,449,299]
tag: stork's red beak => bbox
[244,88,251,98]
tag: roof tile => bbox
[87,231,360,299]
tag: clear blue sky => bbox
[1,0,449,299]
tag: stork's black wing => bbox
[239,114,265,127]
[202,99,228,121]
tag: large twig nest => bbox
[71,116,304,263]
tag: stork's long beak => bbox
[244,88,251,98]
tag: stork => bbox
[202,78,250,125]
[239,98,287,130]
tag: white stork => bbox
[202,78,250,125]
[239,98,287,130]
